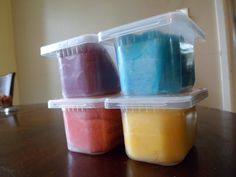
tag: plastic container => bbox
[105,88,208,165]
[48,97,123,154]
[98,11,205,95]
[41,34,120,98]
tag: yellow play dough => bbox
[122,107,197,165]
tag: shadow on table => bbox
[125,147,200,177]
[66,144,127,177]
[65,145,199,177]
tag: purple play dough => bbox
[58,43,120,98]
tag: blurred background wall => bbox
[0,0,20,104]
[1,0,235,112]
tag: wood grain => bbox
[0,104,235,177]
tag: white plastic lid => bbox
[48,97,107,109]
[40,34,98,57]
[105,88,208,109]
[98,11,205,44]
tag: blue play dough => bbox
[115,30,194,95]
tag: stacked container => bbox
[98,11,208,165]
[98,12,204,95]
[41,11,208,165]
[105,88,208,165]
[48,98,123,154]
[40,34,123,154]
[41,34,120,98]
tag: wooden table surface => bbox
[0,104,235,177]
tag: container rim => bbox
[40,34,98,57]
[104,88,208,109]
[98,11,205,43]
[48,94,120,109]
[48,97,105,109]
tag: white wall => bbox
[11,0,222,110]
[219,0,236,112]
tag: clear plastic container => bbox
[41,34,120,98]
[48,97,123,154]
[98,11,205,95]
[105,88,208,165]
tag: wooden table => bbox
[0,104,235,177]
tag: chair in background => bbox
[0,72,15,107]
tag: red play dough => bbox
[63,108,122,154]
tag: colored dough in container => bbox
[98,11,205,95]
[104,88,208,165]
[122,107,197,165]
[63,108,123,154]
[115,31,194,95]
[40,34,120,98]
[48,97,123,155]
